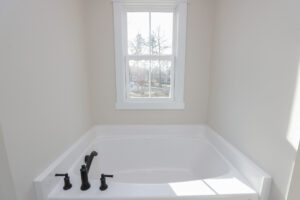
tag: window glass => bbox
[151,12,173,55]
[126,12,174,99]
[151,60,171,98]
[128,60,150,98]
[127,12,150,55]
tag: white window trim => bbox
[113,0,187,110]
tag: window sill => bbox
[115,101,185,110]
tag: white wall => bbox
[87,0,215,124]
[208,0,300,200]
[0,0,92,200]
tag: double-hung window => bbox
[113,0,187,110]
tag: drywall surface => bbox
[0,0,92,200]
[87,0,215,124]
[208,0,300,200]
[0,125,16,200]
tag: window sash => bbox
[126,55,173,60]
[125,56,175,101]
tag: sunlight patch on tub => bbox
[203,178,256,195]
[169,180,216,196]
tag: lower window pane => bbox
[151,60,171,98]
[128,60,150,98]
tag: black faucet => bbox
[80,151,98,190]
[100,174,114,191]
[85,151,98,173]
[55,173,72,190]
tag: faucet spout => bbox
[85,151,98,173]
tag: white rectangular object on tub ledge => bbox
[34,125,271,200]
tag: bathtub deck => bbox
[48,172,258,200]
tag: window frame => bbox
[113,0,187,110]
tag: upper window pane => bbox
[127,12,173,56]
[127,12,150,55]
[151,12,173,55]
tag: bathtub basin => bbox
[34,125,271,200]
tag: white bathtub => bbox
[34,126,271,200]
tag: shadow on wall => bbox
[0,124,16,200]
